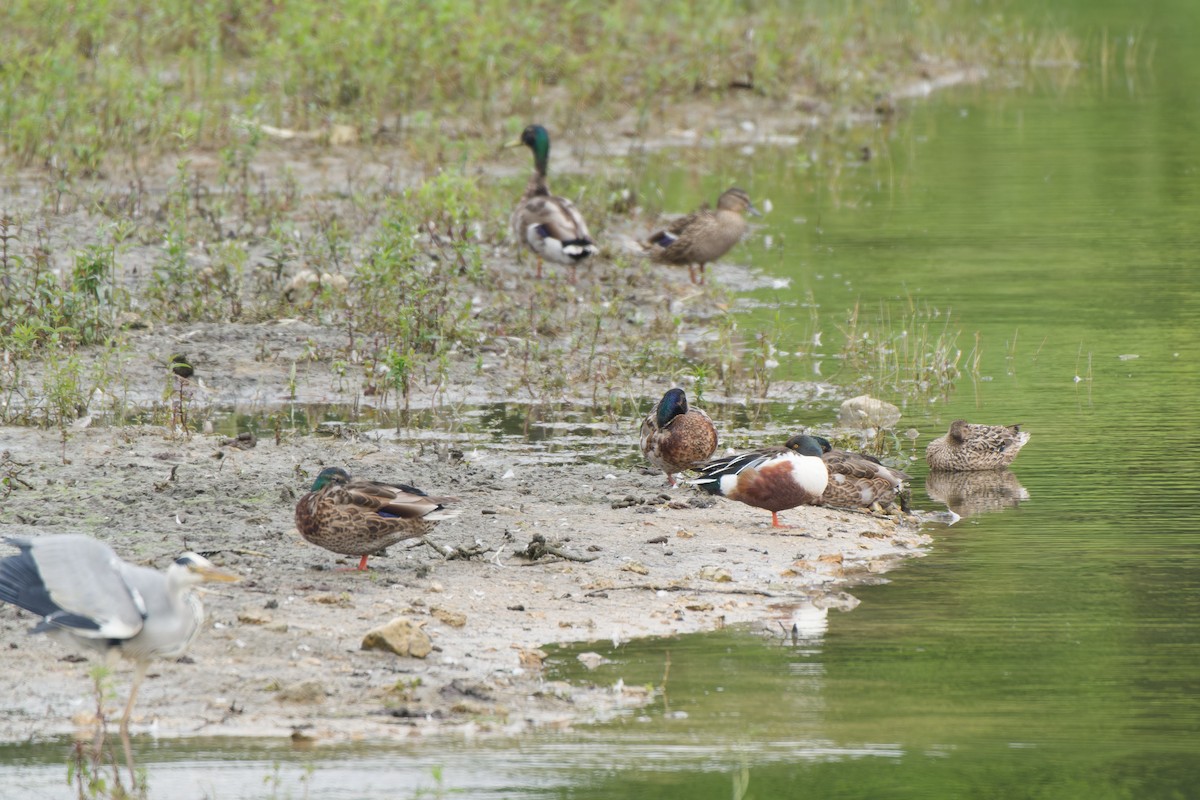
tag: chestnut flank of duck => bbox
[692,434,828,527]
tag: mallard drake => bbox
[925,420,1030,471]
[507,124,597,281]
[295,467,461,571]
[813,436,911,510]
[692,434,828,528]
[640,388,718,486]
[643,187,760,285]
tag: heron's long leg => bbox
[119,661,148,782]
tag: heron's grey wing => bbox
[0,541,62,617]
[5,535,145,639]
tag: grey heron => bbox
[0,534,237,774]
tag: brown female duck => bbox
[640,388,718,486]
[295,467,460,570]
[925,420,1030,471]
[643,187,760,284]
[691,434,828,528]
[813,436,911,510]
[508,124,597,281]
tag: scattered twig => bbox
[512,534,598,564]
[582,584,788,598]
[0,450,34,497]
[415,537,488,561]
[153,464,180,491]
[197,548,268,558]
[219,431,257,450]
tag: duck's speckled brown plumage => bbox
[692,434,828,528]
[295,467,460,570]
[925,468,1030,518]
[925,420,1030,471]
[813,436,911,510]
[644,188,758,284]
[640,388,718,486]
[508,124,597,280]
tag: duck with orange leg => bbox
[691,434,828,528]
[507,124,597,281]
[295,467,461,571]
[643,187,760,285]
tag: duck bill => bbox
[747,203,763,217]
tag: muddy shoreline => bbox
[0,421,928,745]
[0,88,955,746]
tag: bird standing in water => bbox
[0,535,238,779]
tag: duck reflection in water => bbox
[925,469,1030,519]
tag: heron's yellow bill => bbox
[193,564,240,583]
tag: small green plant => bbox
[0,217,123,354]
[1,1,1077,175]
[66,666,148,800]
[836,298,963,405]
[42,345,90,428]
[388,677,424,702]
[411,765,451,799]
[163,354,195,436]
[146,159,200,320]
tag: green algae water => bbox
[538,0,1200,794]
[5,2,1200,798]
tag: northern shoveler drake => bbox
[925,420,1030,471]
[640,388,718,487]
[295,467,460,570]
[508,124,597,281]
[643,187,760,285]
[691,434,828,527]
[813,436,911,511]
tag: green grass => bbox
[1,0,1075,174]
[0,1,1074,430]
